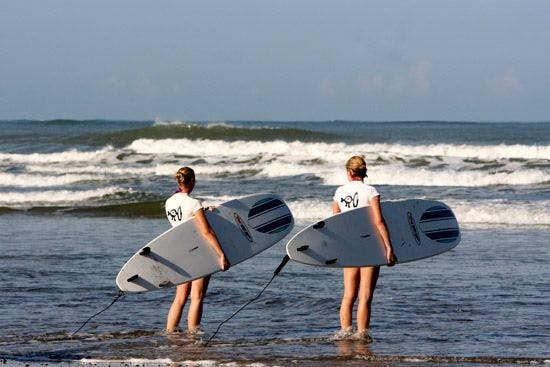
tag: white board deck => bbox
[117,193,294,292]
[286,199,460,267]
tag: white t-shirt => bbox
[333,180,380,213]
[165,192,203,227]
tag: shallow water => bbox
[0,214,548,366]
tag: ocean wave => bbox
[154,118,259,130]
[1,191,549,227]
[4,138,548,166]
[2,138,549,190]
[1,138,548,219]
[429,199,550,227]
[24,164,154,176]
[4,139,547,166]
[127,138,550,162]
[371,142,550,160]
[71,122,339,148]
[19,157,542,189]
[324,165,549,187]
[0,187,133,208]
[0,172,108,188]
[0,148,114,164]
[130,139,550,186]
[127,138,549,187]
[288,199,550,227]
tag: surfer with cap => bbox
[164,166,230,334]
[332,155,396,341]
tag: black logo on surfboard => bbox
[234,213,254,242]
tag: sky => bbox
[1,0,550,122]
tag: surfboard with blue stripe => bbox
[117,193,294,292]
[286,199,460,268]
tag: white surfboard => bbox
[117,193,294,292]
[286,199,460,267]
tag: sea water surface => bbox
[0,120,548,366]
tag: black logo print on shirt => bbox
[341,192,359,208]
[167,206,183,221]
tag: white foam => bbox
[24,163,154,176]
[1,137,548,223]
[367,142,550,160]
[126,138,550,187]
[128,138,550,162]
[0,172,106,187]
[288,199,550,227]
[403,357,429,362]
[324,165,549,187]
[80,358,174,365]
[288,199,334,222]
[0,147,114,164]
[449,199,550,226]
[80,359,271,367]
[2,139,548,190]
[173,160,548,187]
[0,187,128,207]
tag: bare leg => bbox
[356,266,380,333]
[340,267,360,330]
[166,282,191,332]
[187,276,210,331]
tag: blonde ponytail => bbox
[346,155,367,179]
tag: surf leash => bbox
[71,290,125,336]
[205,255,290,346]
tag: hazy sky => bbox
[2,1,549,121]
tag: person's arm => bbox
[332,200,341,215]
[369,196,396,266]
[194,209,230,271]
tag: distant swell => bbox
[71,122,340,147]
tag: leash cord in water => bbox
[205,255,290,346]
[71,290,125,336]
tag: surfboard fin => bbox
[296,245,309,252]
[313,221,325,229]
[158,280,172,288]
[127,274,139,282]
[139,247,151,256]
[325,258,337,265]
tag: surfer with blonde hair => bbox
[164,166,230,333]
[332,155,395,341]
